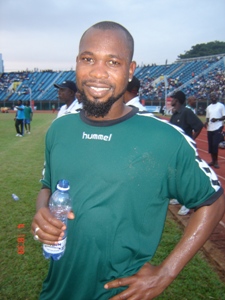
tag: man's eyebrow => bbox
[79,51,93,56]
[79,51,122,60]
[108,54,122,60]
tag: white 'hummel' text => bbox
[82,131,112,142]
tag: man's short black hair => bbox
[171,91,186,105]
[127,76,140,94]
[81,21,134,62]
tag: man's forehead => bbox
[80,27,127,49]
[79,28,131,61]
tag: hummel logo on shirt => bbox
[82,131,112,142]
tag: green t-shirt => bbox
[40,109,222,300]
[24,106,32,120]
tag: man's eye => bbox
[109,60,119,66]
[82,57,94,63]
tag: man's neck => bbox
[174,104,183,112]
[65,99,75,108]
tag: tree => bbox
[178,41,225,59]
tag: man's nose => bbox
[89,61,109,79]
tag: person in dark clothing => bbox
[14,100,25,137]
[170,91,203,140]
[169,91,204,216]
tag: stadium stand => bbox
[0,54,224,112]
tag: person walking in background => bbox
[186,95,197,113]
[54,80,83,118]
[24,100,33,134]
[51,104,55,113]
[14,100,25,137]
[123,76,147,112]
[31,21,225,300]
[205,91,225,169]
[169,91,204,215]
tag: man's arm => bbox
[30,108,33,120]
[31,188,75,245]
[192,128,202,140]
[204,117,209,128]
[211,116,225,123]
[105,194,225,300]
[186,109,203,140]
[15,106,24,111]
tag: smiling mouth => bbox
[90,86,110,92]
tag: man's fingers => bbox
[33,228,64,244]
[32,222,65,240]
[108,288,135,300]
[34,207,66,229]
[45,214,66,230]
[104,276,134,290]
[31,207,67,243]
[68,211,75,219]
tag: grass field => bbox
[0,112,225,300]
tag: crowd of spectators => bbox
[138,63,225,102]
[0,70,58,98]
[0,71,30,94]
[183,68,225,100]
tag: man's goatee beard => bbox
[79,89,126,118]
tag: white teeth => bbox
[91,87,109,91]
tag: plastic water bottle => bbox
[43,179,72,260]
[12,194,19,201]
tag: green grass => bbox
[0,112,225,300]
[0,112,54,300]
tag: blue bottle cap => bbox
[57,179,70,191]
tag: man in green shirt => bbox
[24,100,33,134]
[31,21,225,300]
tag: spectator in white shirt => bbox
[123,76,147,112]
[204,91,225,168]
[54,80,83,118]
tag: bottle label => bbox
[43,238,67,254]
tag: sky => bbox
[0,0,225,72]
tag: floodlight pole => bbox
[28,88,32,102]
[164,76,168,115]
[28,87,34,110]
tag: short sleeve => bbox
[168,134,221,208]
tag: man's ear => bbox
[128,61,137,81]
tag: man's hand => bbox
[104,262,172,300]
[211,118,218,123]
[31,207,75,245]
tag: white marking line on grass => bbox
[197,148,208,154]
[219,221,225,229]
[217,174,225,181]
[196,139,208,146]
[197,138,208,144]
